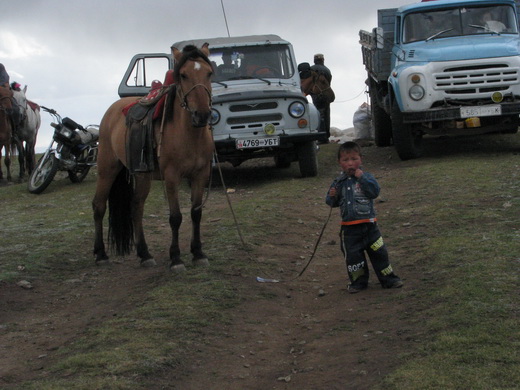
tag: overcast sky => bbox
[1,0,406,150]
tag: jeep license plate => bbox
[460,105,501,118]
[236,137,280,149]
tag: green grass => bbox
[2,137,519,389]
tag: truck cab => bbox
[361,0,520,159]
[118,35,321,177]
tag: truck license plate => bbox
[460,105,501,118]
[236,137,280,149]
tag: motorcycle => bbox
[28,106,99,194]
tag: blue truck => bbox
[360,0,520,159]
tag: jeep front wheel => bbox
[297,141,318,177]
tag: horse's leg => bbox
[4,146,11,182]
[0,146,3,182]
[163,174,185,272]
[190,171,210,267]
[132,174,156,267]
[92,163,122,264]
[15,139,25,181]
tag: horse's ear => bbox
[200,42,210,57]
[23,85,27,93]
[171,46,182,63]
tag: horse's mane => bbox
[173,44,212,82]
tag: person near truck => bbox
[310,53,332,143]
[326,141,403,293]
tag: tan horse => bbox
[92,43,214,272]
[0,86,14,183]
[300,69,335,104]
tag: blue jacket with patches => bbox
[325,171,380,223]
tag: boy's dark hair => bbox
[337,141,362,159]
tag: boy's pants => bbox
[340,223,399,288]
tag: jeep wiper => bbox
[426,28,454,41]
[214,81,229,88]
[468,24,500,35]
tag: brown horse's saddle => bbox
[123,71,176,174]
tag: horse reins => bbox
[176,83,212,113]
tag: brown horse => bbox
[92,43,214,272]
[300,69,335,104]
[0,86,14,183]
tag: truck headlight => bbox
[210,108,221,125]
[409,85,425,101]
[289,102,305,118]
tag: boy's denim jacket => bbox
[325,171,380,224]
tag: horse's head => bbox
[0,86,13,113]
[172,43,213,128]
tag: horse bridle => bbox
[0,94,12,113]
[176,82,212,113]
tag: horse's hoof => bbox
[170,263,187,273]
[140,258,157,268]
[193,258,210,267]
[95,259,111,266]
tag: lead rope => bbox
[256,205,333,283]
[212,150,246,246]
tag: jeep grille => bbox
[230,102,278,112]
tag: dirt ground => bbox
[0,143,435,389]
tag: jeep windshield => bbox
[209,44,295,82]
[403,4,518,43]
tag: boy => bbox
[326,141,403,293]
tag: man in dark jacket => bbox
[310,54,332,143]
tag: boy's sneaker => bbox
[387,279,403,289]
[348,284,367,294]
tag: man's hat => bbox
[314,53,324,60]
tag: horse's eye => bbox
[180,73,188,80]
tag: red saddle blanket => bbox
[122,70,175,120]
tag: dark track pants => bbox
[340,223,400,288]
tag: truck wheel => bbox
[502,115,519,134]
[370,90,392,146]
[297,141,318,177]
[391,103,423,160]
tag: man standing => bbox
[311,53,332,143]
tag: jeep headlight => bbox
[210,108,221,125]
[409,85,425,101]
[289,101,305,118]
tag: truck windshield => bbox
[209,44,295,82]
[403,4,518,43]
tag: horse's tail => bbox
[108,168,134,256]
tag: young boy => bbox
[326,141,403,293]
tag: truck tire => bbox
[370,90,392,147]
[297,141,318,177]
[502,114,519,134]
[391,103,423,160]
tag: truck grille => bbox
[433,64,519,95]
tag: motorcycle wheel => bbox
[28,152,59,194]
[68,166,91,183]
[68,148,91,183]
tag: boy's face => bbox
[339,150,362,176]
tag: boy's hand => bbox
[329,187,337,197]
[355,169,363,178]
